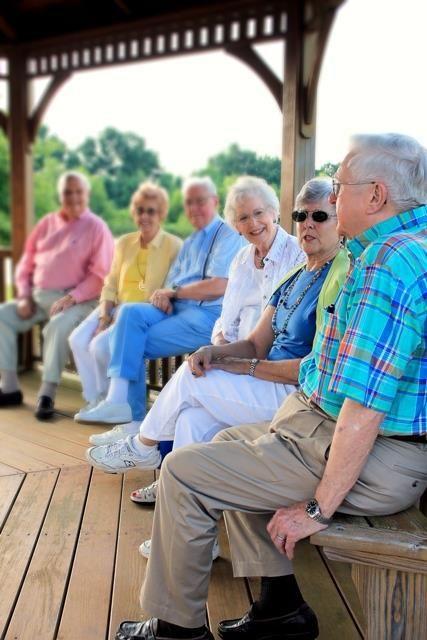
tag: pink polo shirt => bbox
[15,209,114,303]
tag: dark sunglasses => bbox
[291,210,335,223]
[135,206,158,216]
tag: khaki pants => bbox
[140,392,427,628]
[0,288,97,383]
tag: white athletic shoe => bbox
[75,399,132,424]
[139,537,220,560]
[89,422,140,446]
[74,395,105,422]
[85,436,161,474]
[130,480,159,504]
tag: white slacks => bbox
[140,361,296,449]
[68,306,115,402]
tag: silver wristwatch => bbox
[305,498,332,525]
[248,358,259,376]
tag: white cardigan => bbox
[211,226,305,343]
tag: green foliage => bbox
[0,125,334,246]
[315,162,339,178]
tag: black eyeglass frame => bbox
[291,209,335,223]
[331,179,376,198]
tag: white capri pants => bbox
[140,361,296,450]
[68,305,116,402]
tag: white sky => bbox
[32,0,427,176]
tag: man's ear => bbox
[367,182,388,214]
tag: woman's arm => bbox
[210,356,301,385]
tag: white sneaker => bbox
[74,395,105,422]
[139,537,220,560]
[85,436,161,474]
[130,480,159,504]
[75,399,132,424]
[89,422,140,446]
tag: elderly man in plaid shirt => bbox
[115,133,427,640]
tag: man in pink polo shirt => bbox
[0,171,114,420]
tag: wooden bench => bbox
[310,488,427,639]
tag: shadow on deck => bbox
[0,372,365,640]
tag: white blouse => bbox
[211,226,305,343]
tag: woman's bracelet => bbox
[248,358,259,376]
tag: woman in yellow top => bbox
[69,182,182,415]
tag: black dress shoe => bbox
[0,389,23,407]
[218,603,319,640]
[35,395,55,421]
[116,618,214,640]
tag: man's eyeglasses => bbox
[135,206,158,216]
[184,197,210,207]
[332,179,376,198]
[291,210,335,223]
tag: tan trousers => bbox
[140,392,427,627]
[0,288,97,383]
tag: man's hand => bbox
[267,502,327,560]
[16,297,35,319]
[150,289,174,314]
[50,294,76,316]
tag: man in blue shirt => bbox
[78,176,243,435]
[109,134,426,640]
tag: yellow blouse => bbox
[100,229,183,304]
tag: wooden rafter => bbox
[0,13,16,40]
[225,43,283,110]
[28,70,72,142]
[0,109,8,135]
[113,0,131,15]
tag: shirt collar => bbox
[347,204,427,259]
[200,214,222,235]
[242,226,288,265]
[58,208,90,222]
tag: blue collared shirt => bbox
[300,205,427,435]
[166,215,244,308]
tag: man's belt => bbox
[388,434,427,443]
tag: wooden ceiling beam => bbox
[0,13,16,40]
[28,70,72,142]
[0,110,8,135]
[113,0,131,16]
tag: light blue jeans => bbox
[108,301,220,420]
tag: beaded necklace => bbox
[272,260,331,337]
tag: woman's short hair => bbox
[347,133,427,211]
[294,178,334,210]
[224,175,279,227]
[57,171,91,198]
[182,176,217,197]
[130,181,169,221]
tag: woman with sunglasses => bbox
[85,178,349,484]
[69,181,182,415]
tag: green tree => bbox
[315,162,339,178]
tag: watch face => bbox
[306,499,319,517]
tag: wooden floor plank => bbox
[0,437,55,472]
[4,465,91,640]
[109,470,157,639]
[0,474,25,529]
[0,469,59,638]
[57,469,123,640]
[0,420,88,461]
[0,461,24,476]
[0,431,85,470]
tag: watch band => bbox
[248,358,259,377]
[305,498,332,525]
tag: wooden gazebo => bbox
[0,0,345,266]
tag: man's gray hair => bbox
[347,133,427,211]
[57,171,91,197]
[224,175,279,227]
[182,175,217,197]
[294,178,333,210]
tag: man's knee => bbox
[161,444,205,488]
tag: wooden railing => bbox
[0,246,12,303]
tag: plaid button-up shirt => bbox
[300,205,427,436]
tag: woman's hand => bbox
[150,289,174,314]
[50,294,76,316]
[93,315,113,337]
[187,347,215,377]
[16,296,35,319]
[210,357,250,375]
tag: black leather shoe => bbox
[35,395,55,421]
[116,618,214,640]
[0,389,23,407]
[218,603,319,640]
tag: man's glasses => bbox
[135,206,158,216]
[332,179,376,198]
[291,210,335,223]
[184,196,211,207]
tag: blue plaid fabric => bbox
[300,205,427,436]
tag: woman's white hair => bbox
[57,171,91,198]
[224,175,279,227]
[294,177,333,210]
[182,175,217,197]
[347,133,427,210]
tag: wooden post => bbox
[9,49,33,267]
[280,0,316,232]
